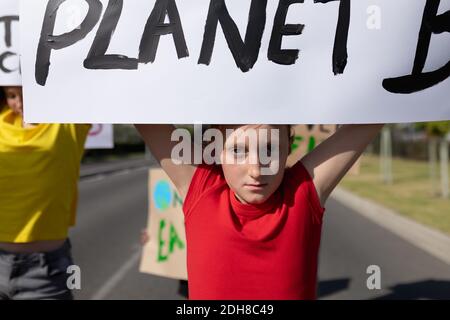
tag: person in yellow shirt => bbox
[0,86,90,300]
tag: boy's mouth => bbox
[244,183,268,191]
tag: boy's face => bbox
[3,86,23,116]
[220,124,290,205]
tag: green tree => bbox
[416,121,450,137]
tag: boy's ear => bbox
[288,126,295,155]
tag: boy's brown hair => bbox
[208,124,295,154]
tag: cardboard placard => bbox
[287,124,360,174]
[140,168,188,280]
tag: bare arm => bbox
[135,124,197,198]
[301,124,385,206]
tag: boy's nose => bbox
[248,163,262,179]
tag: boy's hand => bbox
[140,229,150,246]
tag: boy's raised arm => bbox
[135,124,197,198]
[300,124,385,207]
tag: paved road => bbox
[70,164,450,300]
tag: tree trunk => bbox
[429,137,438,196]
[380,126,393,184]
[439,138,449,199]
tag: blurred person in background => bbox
[0,86,91,300]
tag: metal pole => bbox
[440,139,449,199]
[429,137,438,196]
[380,126,393,184]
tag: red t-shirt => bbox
[182,160,325,300]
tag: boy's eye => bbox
[232,146,247,155]
[266,144,272,155]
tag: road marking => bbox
[80,175,106,184]
[114,169,131,176]
[80,166,149,184]
[90,249,142,300]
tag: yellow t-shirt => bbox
[0,107,91,242]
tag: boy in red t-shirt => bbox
[136,124,383,299]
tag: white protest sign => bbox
[0,0,20,85]
[85,123,114,149]
[20,0,450,124]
